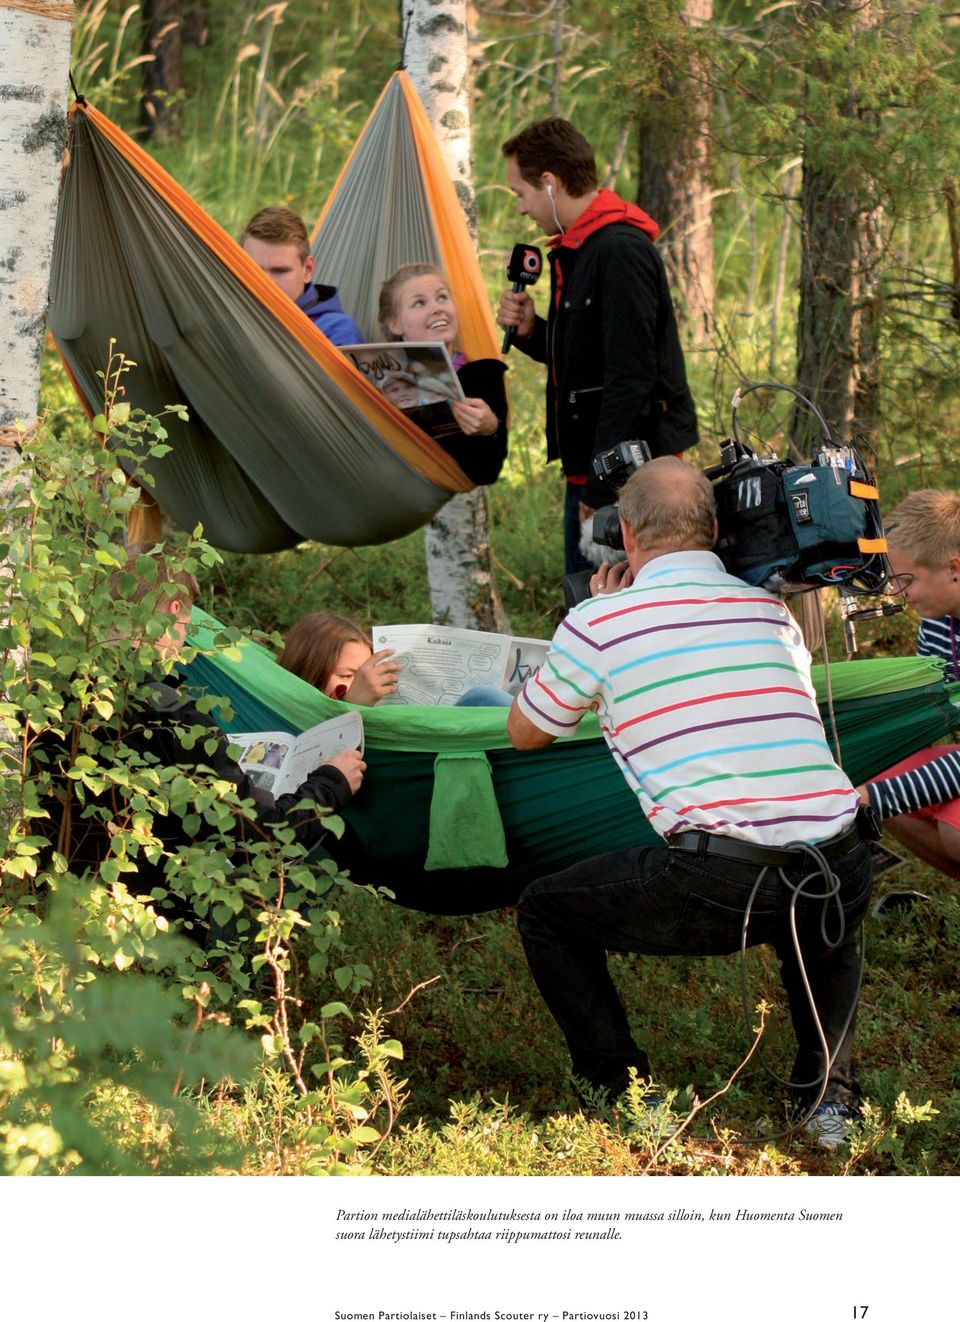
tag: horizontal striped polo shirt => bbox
[517,549,859,847]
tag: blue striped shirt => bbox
[868,749,960,817]
[917,615,959,682]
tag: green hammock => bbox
[184,609,958,912]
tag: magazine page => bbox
[230,730,295,794]
[372,624,549,706]
[340,341,466,408]
[231,710,364,798]
[501,634,551,695]
[25,1174,953,1320]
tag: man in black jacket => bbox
[497,118,698,574]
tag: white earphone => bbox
[545,179,564,233]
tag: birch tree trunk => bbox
[0,4,72,707]
[0,1,74,461]
[405,0,509,631]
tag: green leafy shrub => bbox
[0,362,401,1174]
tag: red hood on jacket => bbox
[549,188,660,250]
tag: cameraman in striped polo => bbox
[507,457,875,1148]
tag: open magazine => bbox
[229,710,364,798]
[340,341,466,439]
[372,623,550,707]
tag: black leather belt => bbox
[666,818,865,870]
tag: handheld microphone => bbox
[501,242,542,354]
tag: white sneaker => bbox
[804,1101,859,1149]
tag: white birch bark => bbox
[0,4,72,753]
[0,1,74,462]
[405,0,509,631]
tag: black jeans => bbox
[564,480,594,576]
[517,838,874,1107]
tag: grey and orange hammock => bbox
[184,609,960,913]
[49,74,500,554]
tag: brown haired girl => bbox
[278,611,400,704]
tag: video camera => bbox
[588,441,654,548]
[564,382,900,651]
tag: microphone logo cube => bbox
[507,243,542,286]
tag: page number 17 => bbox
[853,1309,869,1319]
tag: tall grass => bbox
[70,1,155,119]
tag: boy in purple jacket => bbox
[240,206,362,346]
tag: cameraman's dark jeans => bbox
[517,838,874,1108]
